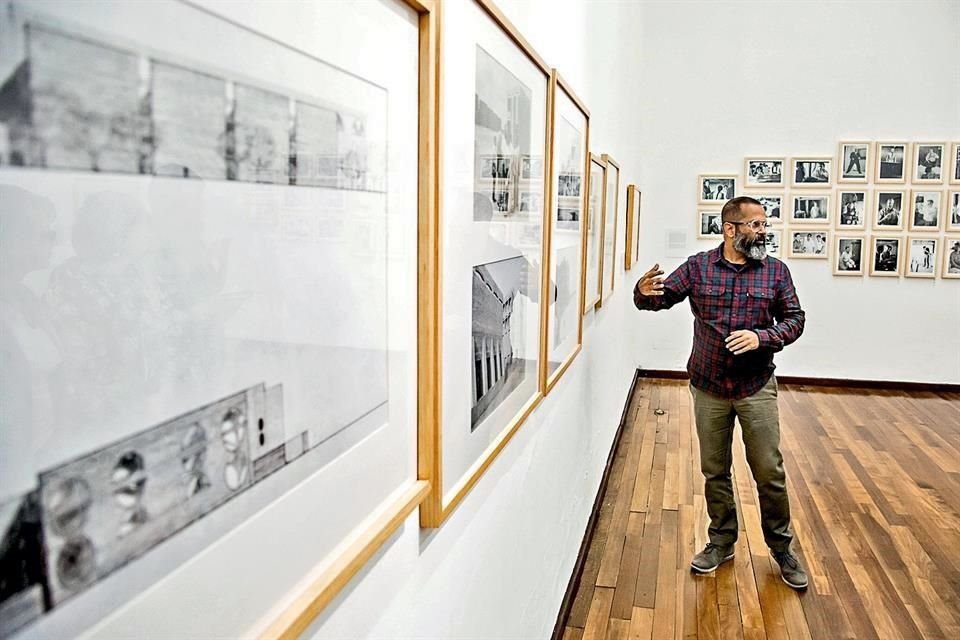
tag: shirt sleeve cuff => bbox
[755,328,773,349]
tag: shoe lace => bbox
[774,550,799,570]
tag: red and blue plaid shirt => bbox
[634,244,805,399]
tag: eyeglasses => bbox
[727,220,769,231]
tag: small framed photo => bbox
[836,190,867,229]
[942,236,960,279]
[905,236,939,278]
[698,210,723,238]
[791,194,830,224]
[764,228,783,257]
[873,190,906,231]
[791,156,832,187]
[744,157,785,187]
[908,190,943,231]
[699,175,737,204]
[950,143,960,185]
[948,191,960,232]
[869,236,903,276]
[755,194,784,225]
[838,141,870,183]
[912,143,945,184]
[788,229,830,259]
[519,190,543,214]
[875,142,908,183]
[833,236,865,276]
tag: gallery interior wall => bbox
[632,0,960,385]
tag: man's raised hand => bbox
[635,263,665,297]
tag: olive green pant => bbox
[690,376,793,552]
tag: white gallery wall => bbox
[633,0,960,384]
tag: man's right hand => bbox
[635,264,665,297]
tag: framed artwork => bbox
[873,190,906,231]
[907,190,943,231]
[698,210,723,238]
[905,236,939,278]
[764,228,783,258]
[912,142,946,184]
[744,157,785,187]
[833,236,865,276]
[699,174,736,204]
[875,142,908,183]
[428,0,551,528]
[0,0,433,638]
[584,154,605,312]
[755,194,784,225]
[791,156,832,187]
[790,194,830,224]
[836,190,867,230]
[624,184,640,270]
[598,153,619,306]
[633,188,642,266]
[948,191,960,232]
[544,71,588,393]
[869,236,904,276]
[787,229,830,259]
[942,236,960,279]
[838,141,870,183]
[950,143,960,185]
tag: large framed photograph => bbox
[625,184,640,270]
[0,0,429,638]
[755,194,784,225]
[584,154,605,312]
[908,190,943,232]
[698,210,723,238]
[869,236,904,276]
[699,174,736,204]
[744,157,784,187]
[544,71,588,392]
[791,156,832,187]
[833,236,865,276]
[838,141,870,183]
[836,190,867,230]
[943,236,960,279]
[912,142,946,184]
[948,190,960,232]
[873,190,906,231]
[598,154,620,306]
[764,228,783,258]
[788,229,830,259]
[950,142,960,185]
[790,194,830,224]
[905,236,939,278]
[876,142,909,183]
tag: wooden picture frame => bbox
[836,189,868,230]
[907,189,944,232]
[942,235,960,279]
[624,184,639,270]
[950,142,960,186]
[764,227,783,258]
[744,157,785,188]
[584,153,605,313]
[697,210,723,239]
[875,142,909,184]
[904,236,939,278]
[912,142,946,184]
[790,156,832,188]
[948,191,960,232]
[868,236,904,277]
[597,153,619,307]
[790,193,831,225]
[787,228,830,259]
[838,141,871,183]
[872,189,906,231]
[698,174,737,205]
[832,235,866,276]
[755,194,785,225]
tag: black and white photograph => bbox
[870,237,903,276]
[473,45,536,221]
[909,190,942,231]
[952,143,960,185]
[756,195,783,223]
[699,175,736,204]
[837,191,866,229]
[553,114,583,231]
[942,237,960,278]
[949,191,960,231]
[833,237,864,276]
[698,211,723,238]
[906,237,938,278]
[744,158,784,186]
[791,195,830,223]
[559,173,582,197]
[471,255,532,431]
[557,206,580,228]
[519,191,542,214]
[912,143,945,183]
[874,191,905,230]
[839,142,870,182]
[764,229,782,257]
[791,157,831,187]
[876,142,908,182]
[788,230,829,258]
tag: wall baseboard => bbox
[636,368,960,393]
[551,369,641,640]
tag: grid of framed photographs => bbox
[700,140,959,279]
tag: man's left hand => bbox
[726,330,759,355]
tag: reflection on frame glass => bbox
[583,154,604,313]
[833,236,865,276]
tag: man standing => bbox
[633,196,808,589]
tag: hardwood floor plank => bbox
[627,607,654,640]
[651,509,678,639]
[583,587,615,640]
[611,512,645,619]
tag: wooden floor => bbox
[559,378,960,640]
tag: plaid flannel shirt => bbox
[634,244,805,399]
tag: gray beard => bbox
[734,232,767,260]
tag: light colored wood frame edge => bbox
[906,188,946,232]
[911,141,947,185]
[872,189,906,232]
[836,141,871,184]
[600,153,620,301]
[789,156,835,189]
[260,2,438,637]
[624,185,637,271]
[697,173,738,205]
[868,235,905,276]
[583,153,605,313]
[831,235,866,276]
[903,235,939,278]
[874,141,909,184]
[834,189,868,230]
[942,235,960,278]
[425,0,553,527]
[742,156,787,189]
